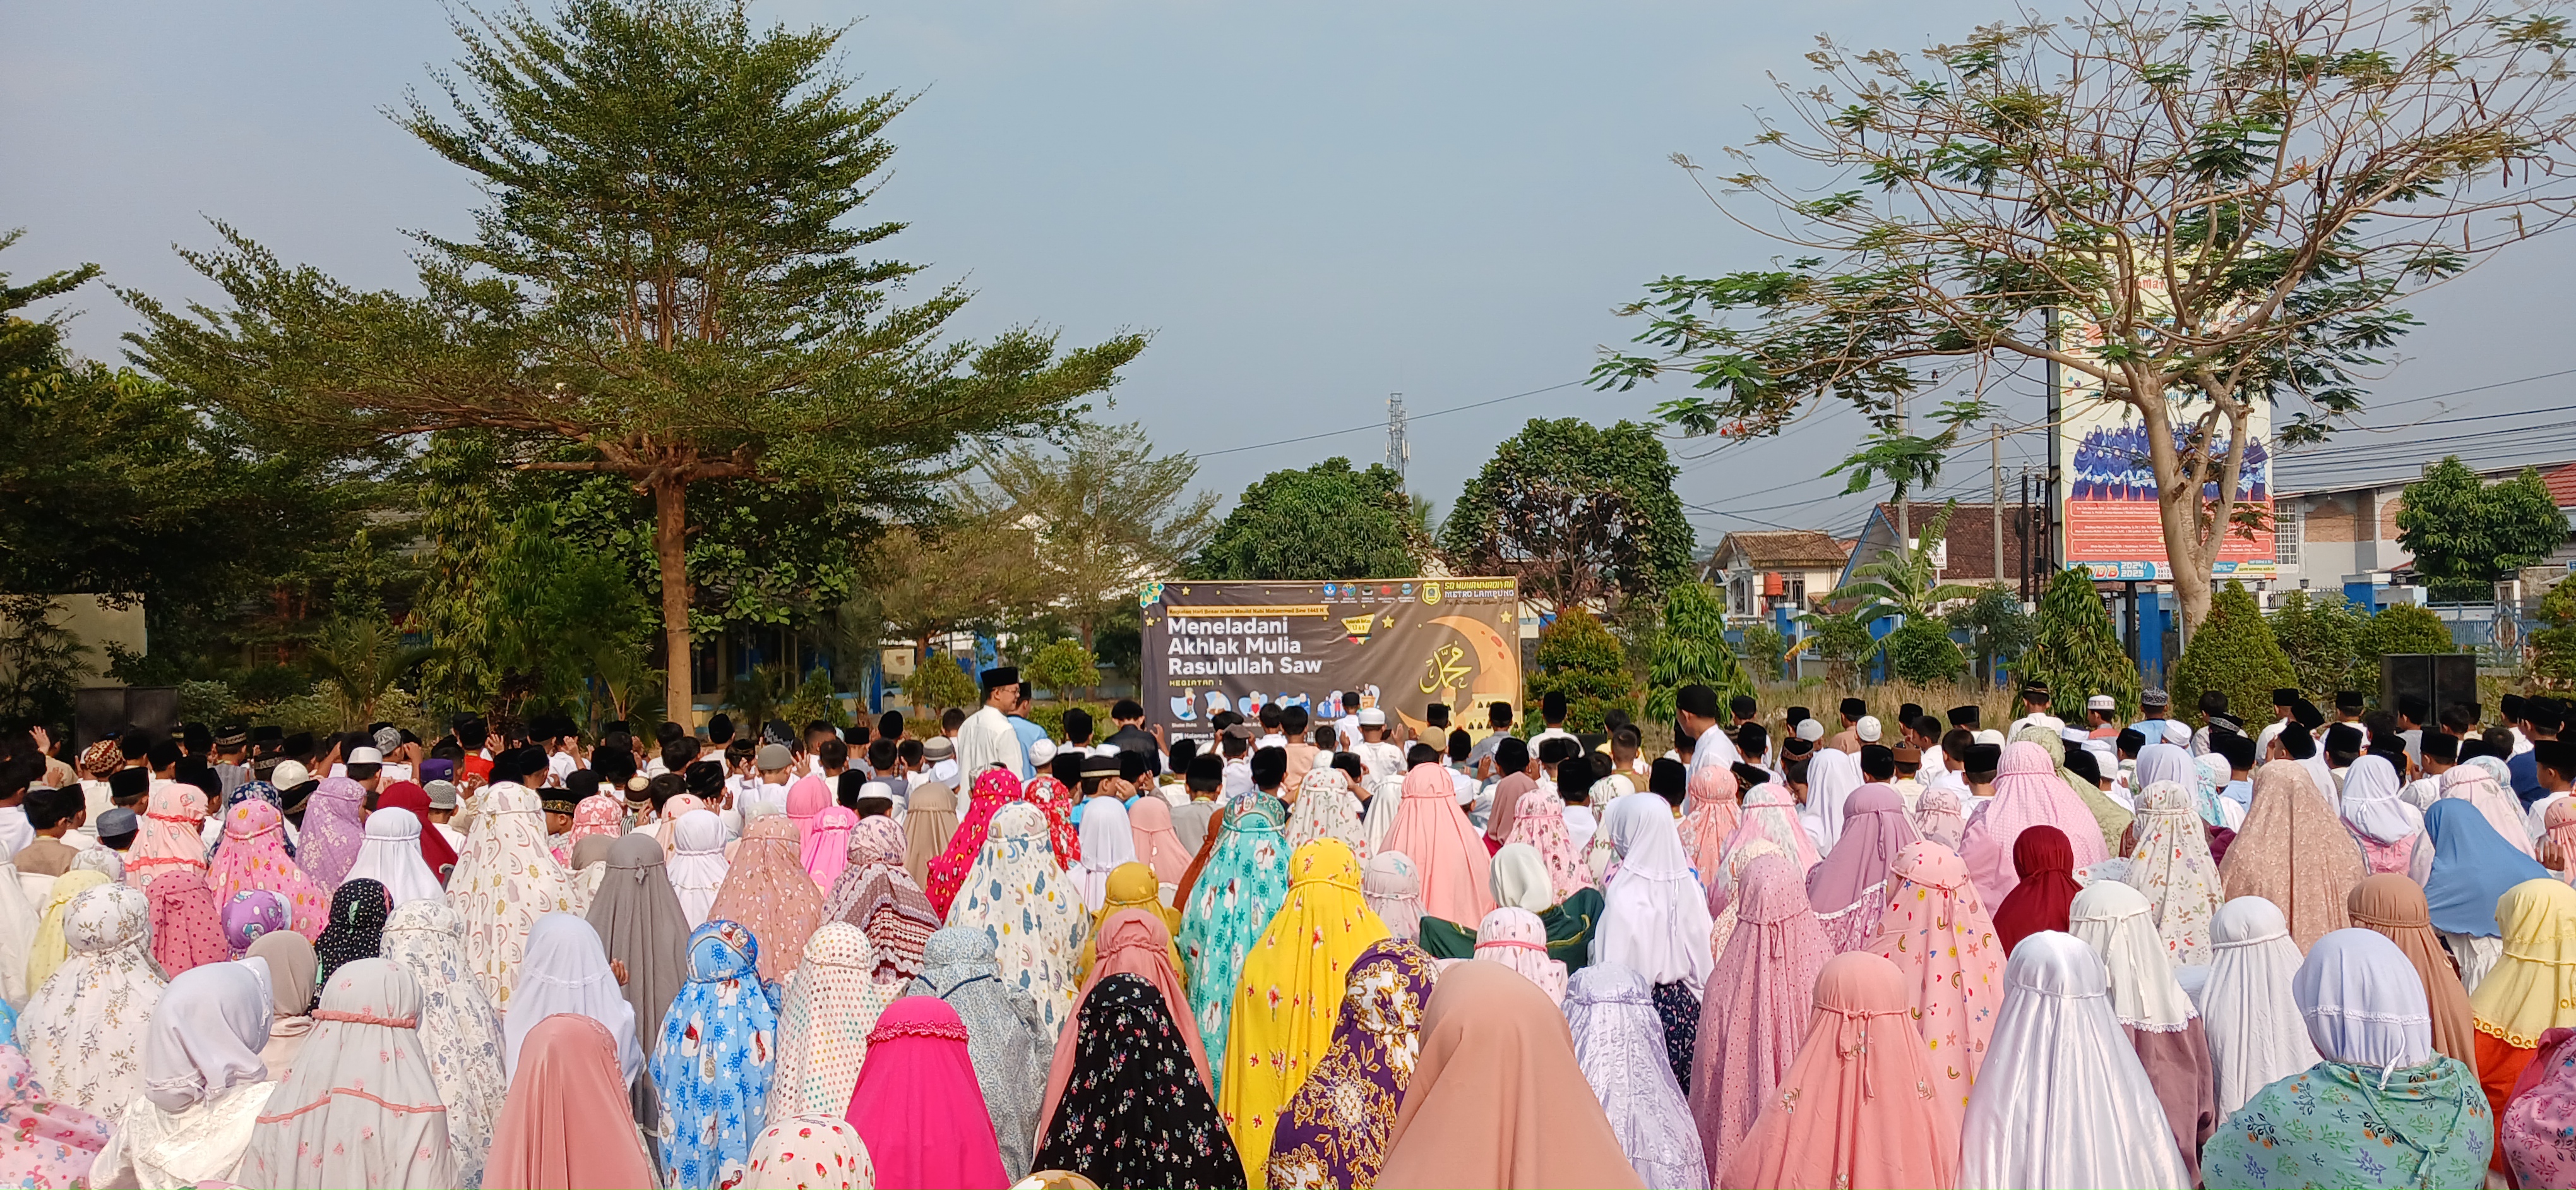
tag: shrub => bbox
[1885,617,1967,683]
[1738,623,1788,682]
[2018,567,2141,719]
[1525,606,1638,732]
[2172,580,2297,726]
[897,654,978,714]
[1647,582,1752,721]
[2268,590,2366,699]
[1025,638,1100,699]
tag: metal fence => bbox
[2426,601,2541,668]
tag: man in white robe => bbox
[953,666,1028,818]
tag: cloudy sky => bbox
[8,0,2571,547]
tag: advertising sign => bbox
[1138,577,1521,740]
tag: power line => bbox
[1187,380,1587,461]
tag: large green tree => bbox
[1189,459,1420,581]
[968,421,1218,652]
[2172,580,2296,726]
[2397,458,2568,602]
[1593,1,2576,635]
[1441,418,1695,612]
[2018,567,2141,719]
[2267,590,2368,698]
[128,0,1145,718]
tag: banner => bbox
[1138,577,1521,741]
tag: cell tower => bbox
[1385,392,1410,483]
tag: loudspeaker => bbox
[2381,654,2478,720]
[74,686,177,749]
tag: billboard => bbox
[1138,577,1521,740]
[2056,301,2277,582]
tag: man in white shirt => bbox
[1676,683,1743,789]
[2253,688,2300,759]
[953,666,1029,817]
[2005,682,2065,740]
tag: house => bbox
[2271,457,2576,596]
[1703,531,1851,622]
[1833,502,2044,600]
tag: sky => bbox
[8,0,2573,551]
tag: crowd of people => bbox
[0,664,2573,1188]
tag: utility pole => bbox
[1991,428,2005,589]
[1385,393,1410,486]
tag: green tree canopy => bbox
[2172,580,2296,728]
[2268,591,2368,699]
[126,0,1145,717]
[2018,567,2140,720]
[2397,458,2568,601]
[1440,418,1695,612]
[1189,459,1420,581]
[1525,607,1637,733]
[967,421,1217,649]
[1647,582,1751,721]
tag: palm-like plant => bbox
[1823,502,1986,662]
[305,615,439,726]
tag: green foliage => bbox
[2172,580,2296,727]
[1826,502,1986,666]
[1024,638,1100,699]
[1885,616,1967,683]
[415,430,501,713]
[0,599,90,728]
[1190,459,1420,581]
[2397,458,2568,601]
[781,667,847,730]
[1647,582,1752,721]
[2019,568,2140,719]
[2534,580,2576,687]
[1738,623,1789,682]
[1947,586,2037,679]
[177,680,237,725]
[897,655,979,713]
[483,501,653,718]
[303,613,436,730]
[1524,607,1638,732]
[970,422,1218,644]
[2268,590,2368,698]
[1795,608,1876,684]
[1021,701,1112,742]
[1440,418,1696,610]
[2361,604,2457,666]
[720,663,796,730]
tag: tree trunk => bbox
[653,475,695,730]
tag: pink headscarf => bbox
[1912,783,1965,852]
[1469,906,1567,1003]
[1865,841,2004,1111]
[1681,767,1741,886]
[2550,801,2576,882]
[1690,853,1833,1177]
[1804,784,1920,953]
[710,816,826,983]
[1037,907,1208,1139]
[1505,788,1590,903]
[206,799,329,939]
[1717,951,1962,1189]
[1721,783,1821,874]
[802,805,858,889]
[1380,764,1498,929]
[844,997,1010,1190]
[2442,764,2539,860]
[1957,741,2109,906]
[145,870,231,975]
[655,793,708,855]
[0,1047,109,1186]
[785,775,832,840]
[560,795,625,866]
[486,1013,659,1188]
[1127,795,1193,887]
[126,779,209,889]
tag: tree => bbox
[869,513,1047,670]
[1947,585,2036,685]
[969,421,1217,652]
[1885,617,1967,683]
[128,0,1147,721]
[2018,567,2140,719]
[1190,459,1419,581]
[0,598,89,728]
[1441,418,1696,612]
[1794,607,1875,685]
[2267,590,2367,699]
[1023,638,1099,700]
[2171,580,2296,729]
[1822,502,1986,667]
[2398,459,2568,602]
[2363,604,2457,666]
[481,501,654,724]
[2533,580,2576,688]
[1825,398,1998,546]
[304,613,436,729]
[1524,607,1637,733]
[1647,582,1753,721]
[1594,1,2576,635]
[898,654,978,715]
[414,430,501,714]
[781,666,846,731]
[1738,623,1789,683]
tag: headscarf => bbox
[376,781,458,881]
[653,919,781,1189]
[1725,784,1822,878]
[0,1046,111,1188]
[2220,760,2368,950]
[25,868,108,992]
[656,793,708,853]
[140,958,270,1114]
[668,808,730,927]
[1483,771,1536,847]
[712,815,828,985]
[484,1013,657,1189]
[1803,746,1864,851]
[2420,798,2549,937]
[1690,853,1832,1176]
[564,793,626,863]
[786,774,832,839]
[245,932,318,1058]
[1126,795,1191,889]
[294,776,371,889]
[2340,753,2423,847]
[1704,835,1781,974]
[823,816,938,985]
[1285,767,1371,863]
[767,923,899,1122]
[503,913,640,1085]
[1592,791,1715,986]
[223,889,291,957]
[1468,905,1566,1002]
[2441,762,2536,858]
[1805,783,1917,953]
[205,799,328,939]
[1681,766,1741,882]
[143,870,230,977]
[236,958,456,1189]
[2066,880,2199,1035]
[588,830,691,1084]
[743,1116,875,1190]
[1505,786,1590,905]
[1030,971,1243,1190]
[1957,741,2108,905]
[1990,826,2080,956]
[900,779,958,889]
[1042,903,1207,1138]
[1068,795,1138,913]
[2203,896,2324,1115]
[801,805,858,890]
[1567,963,1708,1190]
[1378,763,1498,930]
[926,771,1017,918]
[1911,783,1965,852]
[1371,959,1644,1190]
[1363,851,1423,944]
[312,877,389,990]
[1864,841,2004,1108]
[1021,773,1083,869]
[2214,929,2490,1190]
[1959,931,2190,1190]
[2126,779,2225,966]
[379,899,508,1190]
[1717,951,1960,1190]
[0,856,37,1009]
[1268,939,1438,1190]
[1176,802,1292,1075]
[944,801,1088,1036]
[21,882,165,1114]
[448,783,580,1007]
[2346,873,2479,1067]
[2471,877,2576,1050]
[842,997,1009,1189]
[344,807,443,908]
[1222,839,1389,1179]
[126,780,209,890]
[905,927,1049,1182]
[2017,724,2131,856]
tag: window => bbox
[1786,577,1808,608]
[2276,503,2302,569]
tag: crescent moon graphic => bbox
[1398,613,1520,738]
